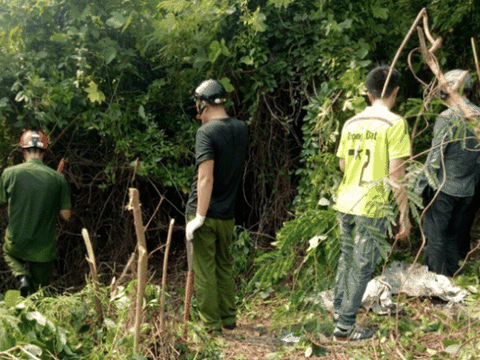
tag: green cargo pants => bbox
[4,252,54,288]
[187,215,236,331]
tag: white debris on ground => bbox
[280,261,470,344]
[318,261,470,315]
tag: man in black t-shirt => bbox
[185,79,248,333]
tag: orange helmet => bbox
[19,130,48,150]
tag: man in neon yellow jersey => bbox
[333,65,411,342]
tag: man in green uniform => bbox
[333,65,411,342]
[185,79,248,334]
[0,130,71,296]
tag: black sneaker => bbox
[223,322,236,330]
[206,327,222,336]
[16,275,32,297]
[333,324,376,342]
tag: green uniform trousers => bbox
[4,252,54,288]
[188,215,236,330]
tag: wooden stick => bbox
[160,219,175,332]
[183,238,194,341]
[183,268,194,340]
[110,251,136,300]
[56,158,65,173]
[417,26,479,124]
[81,228,104,326]
[381,8,428,98]
[472,37,480,88]
[127,188,148,354]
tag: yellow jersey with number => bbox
[335,103,411,218]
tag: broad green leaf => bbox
[23,344,42,357]
[250,7,267,32]
[99,42,117,64]
[56,327,67,352]
[357,47,369,59]
[106,11,127,29]
[122,13,134,32]
[5,290,20,308]
[372,3,388,19]
[209,40,222,63]
[220,38,230,57]
[268,0,295,9]
[138,105,146,119]
[132,355,147,360]
[26,311,47,327]
[219,77,234,93]
[85,81,106,104]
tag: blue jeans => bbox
[333,212,386,328]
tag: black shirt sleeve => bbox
[195,127,215,165]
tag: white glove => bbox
[186,214,206,241]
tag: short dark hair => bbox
[365,65,400,99]
[23,147,45,156]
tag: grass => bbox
[1,258,480,359]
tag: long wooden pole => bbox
[183,239,194,340]
[127,188,148,354]
[159,219,175,332]
[472,37,480,88]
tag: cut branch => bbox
[160,218,175,333]
[81,228,104,326]
[127,188,148,354]
[417,26,479,123]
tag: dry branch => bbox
[110,251,136,300]
[81,228,104,326]
[127,188,148,354]
[472,37,480,88]
[160,218,175,332]
[56,158,65,173]
[381,8,428,98]
[417,27,480,125]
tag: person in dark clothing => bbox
[0,130,71,296]
[185,79,248,333]
[456,163,480,259]
[416,69,480,276]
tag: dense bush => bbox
[1,0,479,295]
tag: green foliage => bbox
[230,227,256,295]
[0,281,229,359]
[247,0,479,310]
[250,208,340,296]
[0,290,83,358]
[2,0,480,331]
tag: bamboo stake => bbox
[160,218,175,332]
[126,188,148,354]
[81,228,104,326]
[472,37,480,88]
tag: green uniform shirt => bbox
[0,158,71,262]
[335,103,411,218]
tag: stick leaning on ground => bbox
[183,236,194,340]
